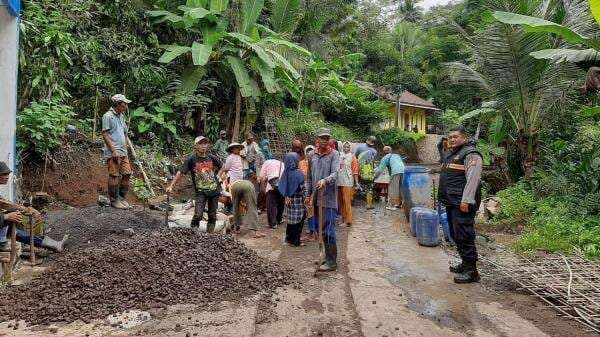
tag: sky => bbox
[421,0,455,9]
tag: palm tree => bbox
[446,0,586,177]
[397,0,423,23]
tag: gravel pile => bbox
[0,229,291,325]
[44,206,165,249]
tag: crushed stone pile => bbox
[44,206,165,249]
[0,229,291,325]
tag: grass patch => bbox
[276,108,361,141]
[491,183,600,259]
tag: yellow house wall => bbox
[381,104,428,135]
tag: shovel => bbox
[313,188,325,277]
[164,193,171,227]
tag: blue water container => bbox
[414,208,440,247]
[409,207,428,237]
[402,166,433,219]
[439,209,455,245]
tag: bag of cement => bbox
[168,211,231,234]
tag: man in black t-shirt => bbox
[167,136,223,233]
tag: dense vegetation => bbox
[15,0,600,258]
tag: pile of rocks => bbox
[0,229,290,325]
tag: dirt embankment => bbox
[20,134,141,208]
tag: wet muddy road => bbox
[0,205,595,337]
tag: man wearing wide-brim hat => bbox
[0,162,68,252]
[102,94,133,209]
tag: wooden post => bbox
[232,88,241,142]
[28,214,35,266]
[7,223,17,285]
[126,138,156,197]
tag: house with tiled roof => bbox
[356,81,440,135]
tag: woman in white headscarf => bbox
[336,142,361,226]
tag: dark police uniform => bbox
[438,143,482,269]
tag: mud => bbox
[0,229,291,326]
[44,206,165,249]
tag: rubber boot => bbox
[366,192,374,210]
[449,262,465,274]
[109,185,126,209]
[318,241,338,272]
[118,184,132,209]
[206,222,215,234]
[454,261,480,283]
[41,235,69,252]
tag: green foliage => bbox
[439,110,462,129]
[132,178,153,208]
[375,128,424,148]
[276,108,360,141]
[514,199,600,259]
[17,99,75,157]
[322,83,390,132]
[491,182,537,230]
[131,103,178,141]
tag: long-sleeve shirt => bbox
[259,159,284,193]
[375,153,405,179]
[462,154,483,205]
[306,150,340,209]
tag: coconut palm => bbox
[446,0,585,177]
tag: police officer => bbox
[438,127,483,283]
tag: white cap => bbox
[111,94,132,104]
[194,136,208,144]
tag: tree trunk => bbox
[232,88,241,142]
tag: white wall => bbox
[0,6,19,201]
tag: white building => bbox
[0,0,20,201]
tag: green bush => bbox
[514,199,600,259]
[324,83,390,131]
[491,182,600,259]
[277,109,360,141]
[375,128,424,148]
[491,182,536,230]
[17,99,75,157]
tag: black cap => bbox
[0,162,11,175]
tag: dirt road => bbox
[0,204,595,337]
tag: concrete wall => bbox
[0,6,19,201]
[416,134,443,164]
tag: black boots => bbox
[453,261,480,284]
[449,262,465,274]
[318,241,337,272]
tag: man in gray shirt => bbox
[437,126,483,284]
[306,128,340,272]
[102,94,133,209]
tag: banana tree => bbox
[149,0,310,140]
